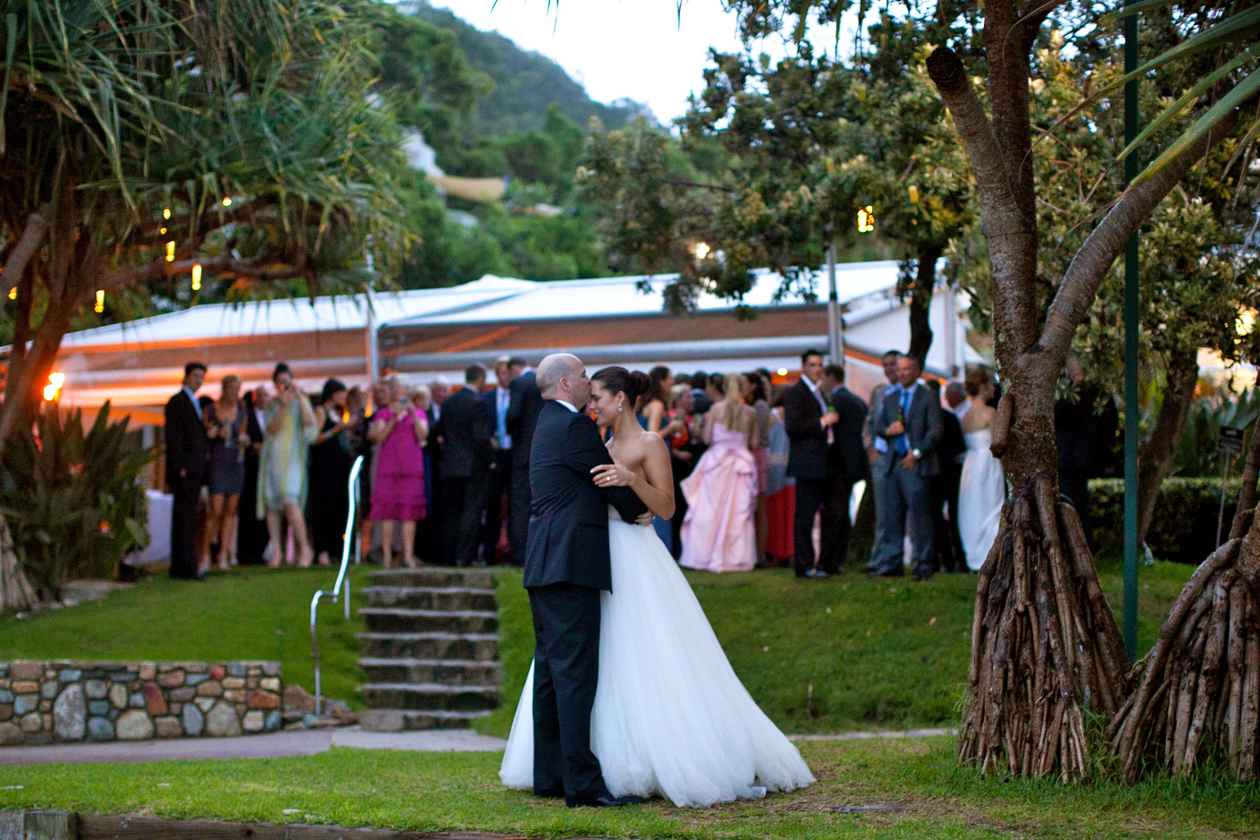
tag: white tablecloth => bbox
[123,489,172,567]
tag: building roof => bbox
[55,275,535,350]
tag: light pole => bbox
[1122,0,1141,661]
[826,239,843,364]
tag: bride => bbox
[500,366,814,807]
[957,368,1006,571]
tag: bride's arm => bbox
[591,436,675,520]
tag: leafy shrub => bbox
[1089,477,1245,563]
[0,403,152,601]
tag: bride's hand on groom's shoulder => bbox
[591,462,636,489]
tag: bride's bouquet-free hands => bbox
[591,463,654,526]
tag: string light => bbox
[162,208,172,220]
[857,205,876,234]
[43,371,65,402]
[222,197,232,207]
[692,241,711,261]
[159,226,168,235]
[94,289,105,314]
[907,185,920,204]
[165,241,176,262]
[6,287,15,301]
[191,263,202,292]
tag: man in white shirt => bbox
[480,356,517,564]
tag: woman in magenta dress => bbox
[368,378,427,568]
[680,373,758,573]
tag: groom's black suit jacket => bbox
[523,400,646,592]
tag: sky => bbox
[426,1,853,124]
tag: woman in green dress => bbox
[258,363,318,567]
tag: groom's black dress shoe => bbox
[566,794,646,808]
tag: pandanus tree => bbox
[0,0,412,445]
[726,0,1257,779]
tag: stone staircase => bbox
[356,568,501,731]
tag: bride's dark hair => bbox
[592,366,651,412]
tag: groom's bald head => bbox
[538,353,589,405]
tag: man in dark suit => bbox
[783,349,840,579]
[931,380,967,573]
[507,356,543,568]
[434,364,493,567]
[525,353,646,808]
[825,364,868,572]
[164,362,208,581]
[870,354,944,581]
[689,369,713,416]
[480,357,517,565]
[237,385,270,565]
[1055,357,1118,529]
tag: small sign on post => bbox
[1216,427,1246,547]
[1219,426,1245,457]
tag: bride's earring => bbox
[617,401,623,413]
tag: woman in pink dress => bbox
[680,373,758,573]
[368,378,427,568]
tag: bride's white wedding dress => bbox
[958,428,1006,571]
[500,508,815,807]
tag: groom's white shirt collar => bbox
[555,399,579,413]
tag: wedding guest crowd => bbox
[165,348,1118,583]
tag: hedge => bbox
[1087,477,1247,563]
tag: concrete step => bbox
[359,682,499,712]
[359,657,502,686]
[358,708,493,732]
[361,586,497,612]
[366,567,495,590]
[357,632,500,661]
[360,608,498,634]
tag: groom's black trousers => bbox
[527,582,610,805]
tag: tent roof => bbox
[55,275,535,350]
[381,261,904,330]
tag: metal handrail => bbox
[310,454,365,717]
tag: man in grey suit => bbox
[869,354,944,581]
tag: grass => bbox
[0,566,369,709]
[0,556,1195,734]
[1,737,1256,838]
[477,556,1196,739]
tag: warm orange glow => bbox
[6,286,15,301]
[222,197,232,207]
[857,205,876,233]
[94,289,105,314]
[165,241,176,262]
[162,207,172,220]
[191,263,203,292]
[43,371,65,402]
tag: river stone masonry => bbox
[0,660,282,746]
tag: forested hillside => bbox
[407,2,654,137]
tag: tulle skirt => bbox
[500,512,814,807]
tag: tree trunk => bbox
[906,244,941,369]
[0,515,37,613]
[1137,350,1200,547]
[1112,422,1260,781]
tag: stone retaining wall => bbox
[0,660,283,746]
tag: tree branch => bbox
[0,207,51,299]
[927,45,1039,358]
[99,250,310,291]
[1039,112,1241,359]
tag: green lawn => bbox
[1,737,1254,838]
[478,558,1195,738]
[0,558,1194,737]
[0,566,370,709]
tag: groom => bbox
[524,353,648,808]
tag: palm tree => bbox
[0,0,413,443]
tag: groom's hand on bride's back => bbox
[634,511,654,527]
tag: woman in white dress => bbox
[500,367,814,808]
[957,368,1006,571]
